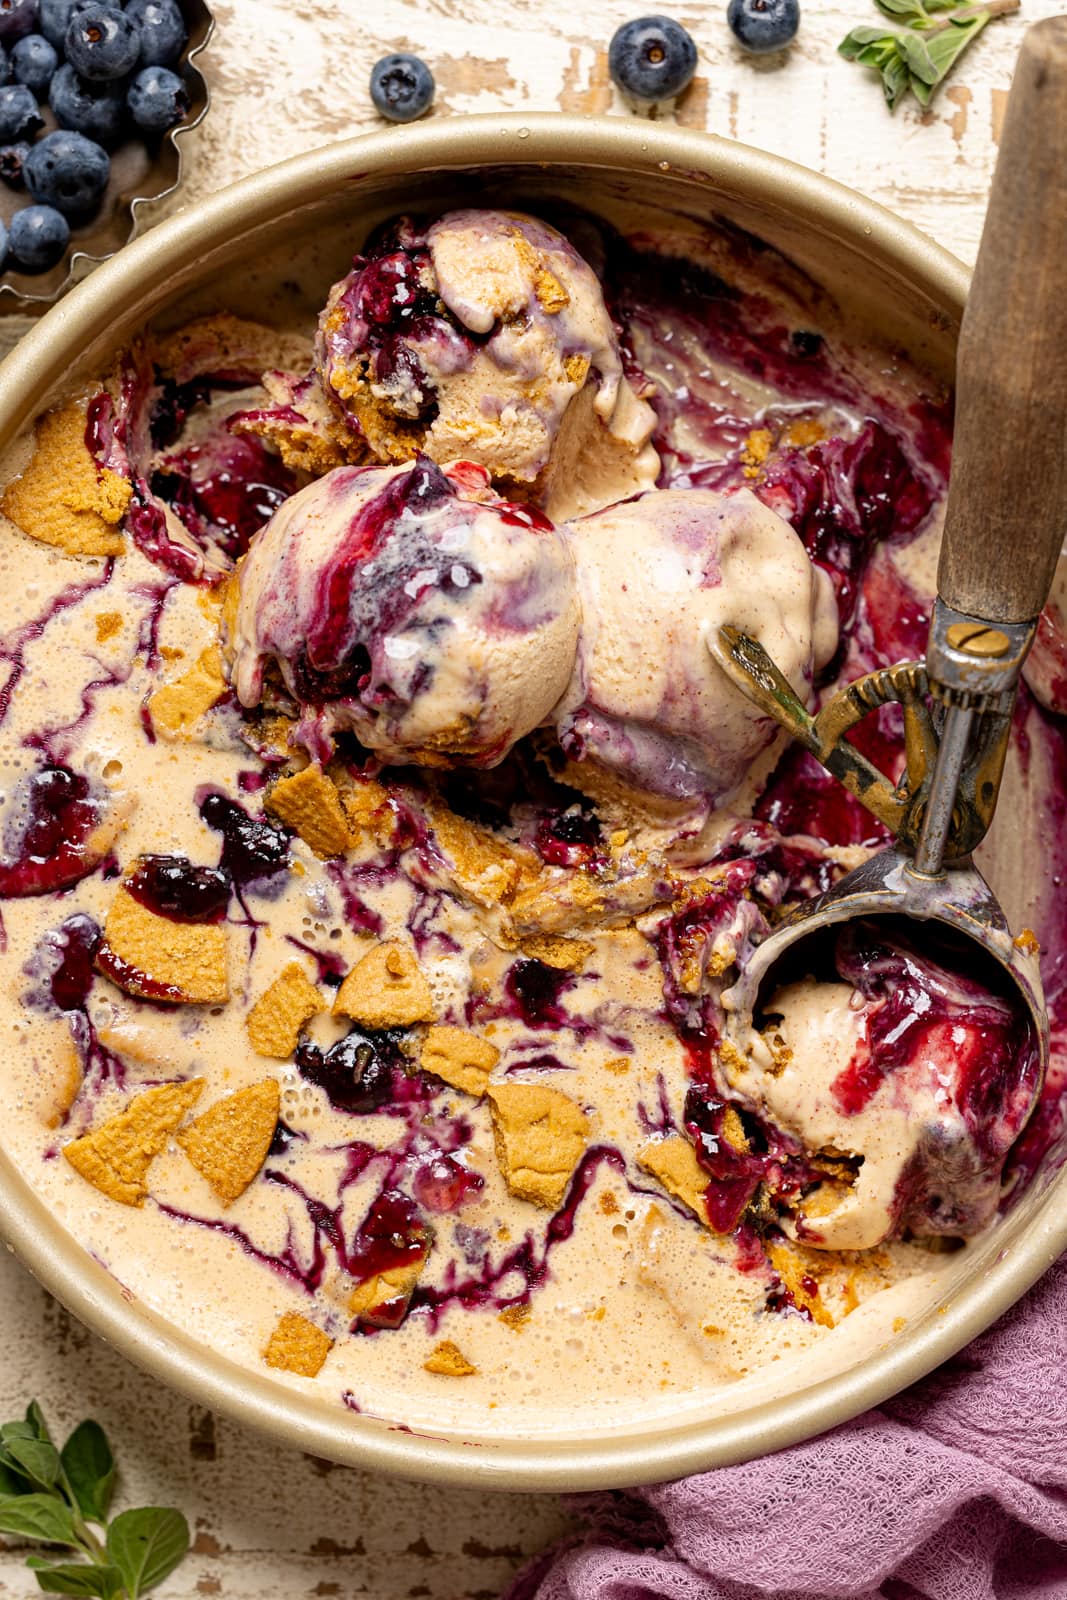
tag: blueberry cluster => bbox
[0,0,189,274]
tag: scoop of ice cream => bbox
[728,920,1041,1250]
[314,210,660,521]
[227,455,581,767]
[554,487,839,817]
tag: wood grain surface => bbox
[0,0,1061,1595]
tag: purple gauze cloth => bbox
[506,1254,1067,1600]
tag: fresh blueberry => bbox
[369,53,434,123]
[8,202,69,270]
[64,2,139,80]
[40,0,85,49]
[25,129,109,217]
[0,43,8,81]
[0,0,40,46]
[608,15,697,104]
[124,0,184,66]
[11,31,56,92]
[0,81,41,139]
[49,62,125,145]
[0,217,6,265]
[0,139,30,184]
[126,61,184,131]
[726,0,799,53]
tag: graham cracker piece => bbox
[95,611,122,643]
[497,1302,530,1331]
[348,1257,426,1328]
[147,646,228,740]
[427,805,531,907]
[96,885,229,1005]
[335,771,396,849]
[1,403,130,556]
[333,941,436,1029]
[266,765,351,858]
[487,1083,588,1209]
[519,934,594,972]
[176,1079,280,1205]
[637,1136,710,1224]
[42,1031,84,1128]
[768,1240,836,1330]
[63,1078,204,1206]
[420,1025,499,1098]
[263,1310,333,1377]
[246,963,323,1059]
[423,1340,478,1377]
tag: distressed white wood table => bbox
[0,0,1058,1594]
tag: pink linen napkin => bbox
[507,1254,1067,1600]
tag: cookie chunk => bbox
[246,964,323,1059]
[1,403,130,557]
[266,765,351,858]
[518,934,594,971]
[63,1079,204,1206]
[333,941,436,1029]
[767,1241,836,1329]
[96,886,229,1005]
[177,1080,280,1205]
[349,1257,426,1329]
[488,1083,588,1209]
[420,1025,499,1098]
[424,1340,478,1377]
[147,646,228,740]
[263,1310,333,1377]
[637,1136,711,1224]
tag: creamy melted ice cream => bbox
[0,210,1058,1441]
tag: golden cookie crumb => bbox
[603,1056,630,1075]
[147,646,228,740]
[637,1136,711,1225]
[423,1340,478,1377]
[740,427,774,478]
[266,764,351,858]
[176,1079,280,1205]
[420,1025,499,1098]
[428,805,531,907]
[246,963,323,1059]
[349,1258,426,1328]
[336,771,396,848]
[768,1241,836,1330]
[96,885,229,1005]
[782,416,827,449]
[333,940,436,1029]
[497,1302,530,1331]
[488,1083,588,1209]
[1014,927,1040,956]
[263,1310,333,1377]
[94,611,122,643]
[63,1079,204,1206]
[519,934,594,972]
[1,403,129,557]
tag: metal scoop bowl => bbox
[714,15,1067,1095]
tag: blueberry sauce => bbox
[534,807,605,870]
[150,431,296,565]
[0,764,108,899]
[412,1153,484,1214]
[504,959,578,1030]
[198,791,291,889]
[123,855,231,923]
[46,913,101,1011]
[294,1027,425,1115]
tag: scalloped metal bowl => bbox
[0,0,213,309]
[0,115,1064,1490]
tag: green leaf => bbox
[0,1493,79,1546]
[2,1422,41,1443]
[883,52,911,107]
[5,1439,61,1491]
[60,1424,115,1525]
[909,70,936,103]
[896,30,939,81]
[874,0,927,21]
[106,1509,189,1599]
[0,1456,29,1496]
[25,1404,54,1444]
[26,1560,122,1598]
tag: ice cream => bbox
[313,209,660,521]
[724,919,1042,1250]
[228,454,581,766]
[554,487,839,817]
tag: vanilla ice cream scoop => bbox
[314,209,659,521]
[728,919,1041,1250]
[228,456,581,766]
[554,487,839,816]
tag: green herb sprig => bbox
[0,1402,189,1598]
[839,0,1020,110]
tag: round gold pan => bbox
[0,114,1062,1492]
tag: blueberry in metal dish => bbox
[8,201,69,270]
[24,128,109,218]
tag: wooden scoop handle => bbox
[937,17,1067,625]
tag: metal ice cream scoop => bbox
[713,17,1067,1076]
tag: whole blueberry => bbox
[0,0,40,46]
[369,53,434,123]
[126,61,184,131]
[125,0,184,66]
[64,2,139,80]
[8,202,69,270]
[49,61,125,145]
[25,128,109,217]
[0,81,41,139]
[608,15,697,104]
[727,0,799,52]
[11,31,56,93]
[0,217,7,265]
[0,138,29,184]
[40,0,86,49]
